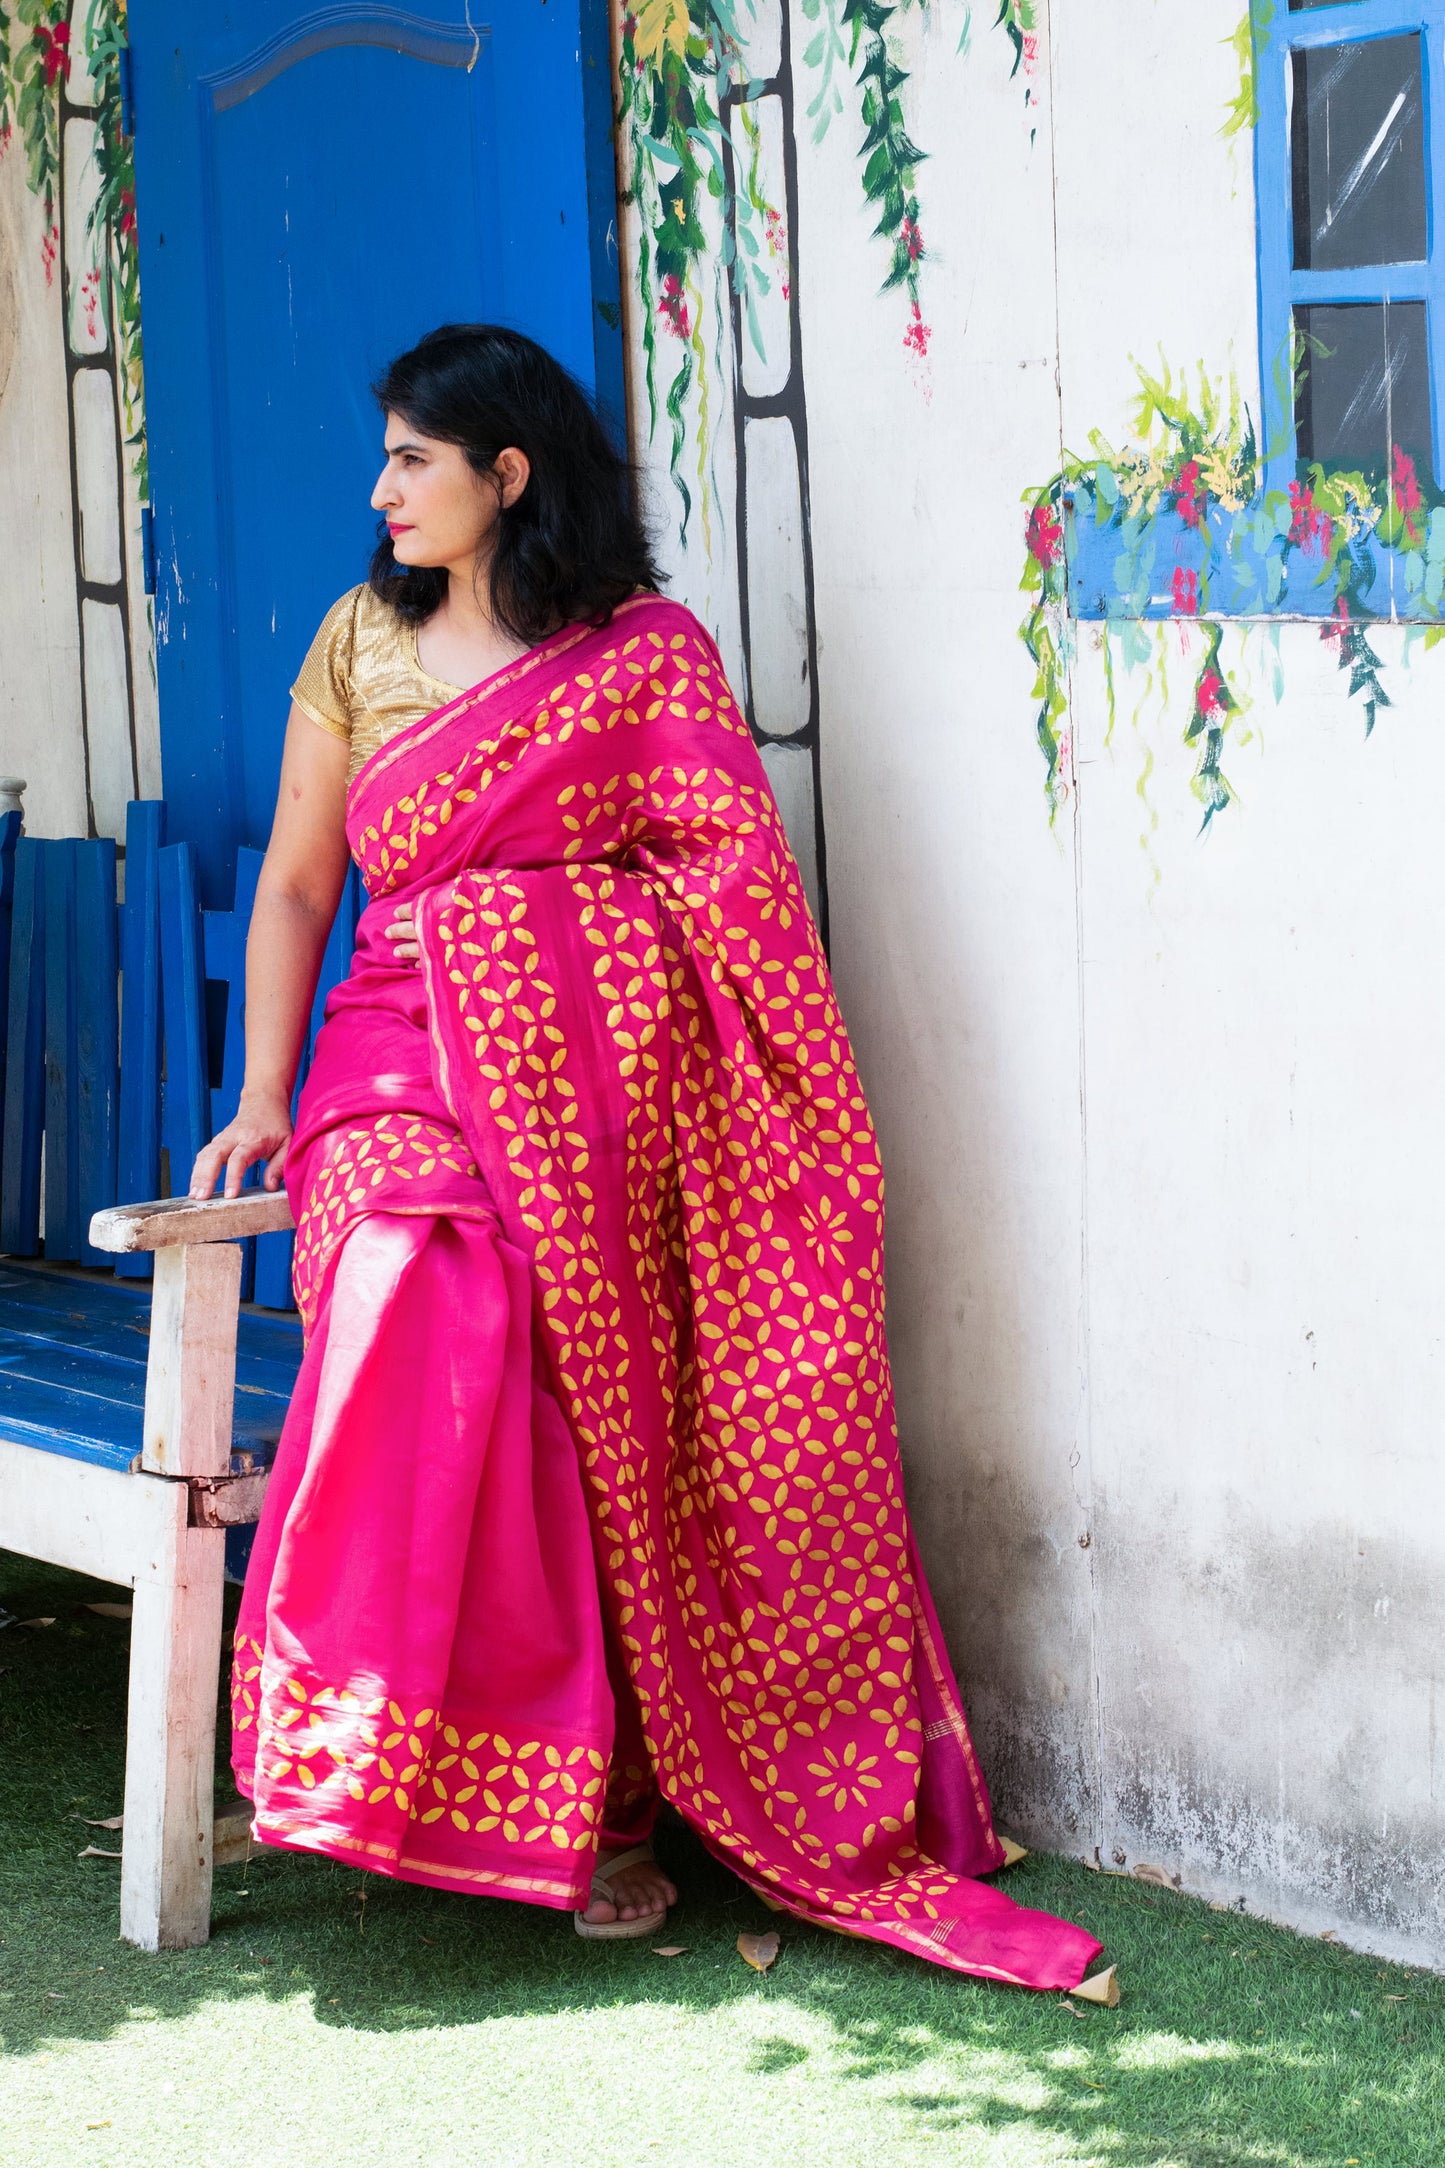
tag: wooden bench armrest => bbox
[89,1192,296,1253]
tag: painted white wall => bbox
[0,147,90,837]
[623,0,1445,1964]
[0,61,158,845]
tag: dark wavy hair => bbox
[368,323,659,639]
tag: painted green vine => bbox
[0,0,145,489]
[620,0,1030,536]
[1021,361,1432,830]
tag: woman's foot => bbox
[581,1844,678,1927]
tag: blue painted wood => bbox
[204,845,265,1298]
[0,1262,303,1393]
[75,841,120,1269]
[157,842,210,1186]
[0,808,23,1138]
[0,841,45,1256]
[204,845,263,1140]
[129,0,619,901]
[252,860,364,1310]
[42,843,81,1261]
[0,1261,302,1476]
[116,801,166,1281]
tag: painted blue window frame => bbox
[1255,0,1445,495]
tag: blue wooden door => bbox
[129,1,622,901]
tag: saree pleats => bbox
[232,960,615,1906]
[234,593,1103,1990]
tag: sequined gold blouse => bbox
[291,585,463,783]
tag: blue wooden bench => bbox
[0,804,358,1949]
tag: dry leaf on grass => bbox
[1320,1929,1337,1942]
[737,1930,780,1974]
[18,1617,56,1629]
[1132,1863,1179,1890]
[1058,1998,1088,2019]
[82,1603,132,1620]
[77,1846,122,1861]
[651,1945,688,1958]
[83,1816,123,1832]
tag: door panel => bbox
[129,2,621,899]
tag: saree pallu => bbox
[232,592,1103,1991]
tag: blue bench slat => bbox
[0,1262,304,1370]
[0,1300,298,1404]
[206,845,266,1302]
[76,841,120,1269]
[42,841,81,1259]
[158,841,209,1179]
[2,842,46,1256]
[0,1327,291,1427]
[0,1355,288,1464]
[0,1377,140,1471]
[0,806,22,1129]
[117,802,165,1281]
[0,1264,300,1471]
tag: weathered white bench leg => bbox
[90,1194,296,1950]
[119,1513,227,1951]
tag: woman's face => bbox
[370,417,511,571]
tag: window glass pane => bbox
[1291,34,1426,269]
[1294,300,1434,477]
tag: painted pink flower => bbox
[33,19,69,87]
[120,187,137,243]
[40,222,57,287]
[1175,459,1205,529]
[1172,566,1199,616]
[1322,593,1352,652]
[1392,443,1423,544]
[1021,31,1039,72]
[1195,670,1226,720]
[902,301,931,360]
[763,207,790,298]
[1287,479,1334,554]
[900,217,923,264]
[657,273,690,341]
[1026,499,1064,569]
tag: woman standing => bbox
[194,323,1111,1995]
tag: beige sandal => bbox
[573,1843,670,1941]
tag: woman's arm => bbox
[188,707,352,1199]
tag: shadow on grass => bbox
[1,1553,1439,2168]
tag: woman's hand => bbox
[384,899,420,967]
[188,1085,294,1200]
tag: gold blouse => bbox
[291,585,463,782]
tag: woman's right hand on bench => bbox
[189,1085,294,1201]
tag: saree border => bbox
[345,591,670,827]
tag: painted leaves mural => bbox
[619,0,1029,529]
[0,0,144,483]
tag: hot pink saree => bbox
[231,593,1103,1990]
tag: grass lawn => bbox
[0,1552,1438,2168]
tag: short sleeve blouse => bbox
[290,586,463,782]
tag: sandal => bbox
[573,1842,670,1942]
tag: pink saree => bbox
[231,593,1103,1991]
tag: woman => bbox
[195,323,1111,1993]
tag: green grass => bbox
[0,1553,1439,2168]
